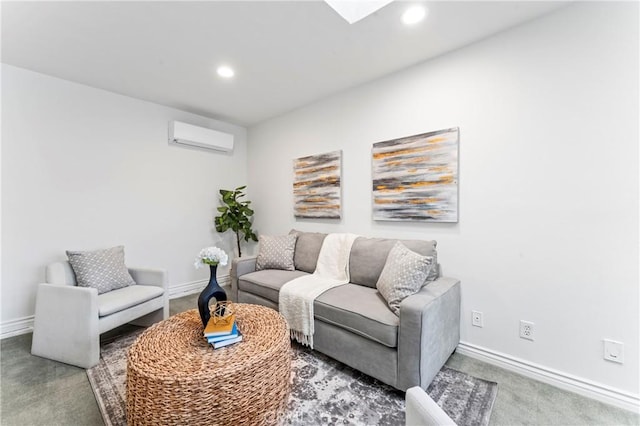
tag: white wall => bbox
[1,64,248,331]
[247,2,639,400]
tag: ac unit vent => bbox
[169,121,234,153]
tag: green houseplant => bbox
[214,186,258,257]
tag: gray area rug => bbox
[88,329,497,426]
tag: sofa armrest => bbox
[128,267,168,289]
[31,283,100,367]
[230,256,257,302]
[397,277,461,390]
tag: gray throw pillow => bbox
[255,234,298,271]
[66,245,136,294]
[289,229,327,273]
[376,241,434,316]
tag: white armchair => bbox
[31,261,169,368]
[405,386,457,426]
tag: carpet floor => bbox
[87,328,497,426]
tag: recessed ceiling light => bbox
[217,65,235,78]
[402,5,427,26]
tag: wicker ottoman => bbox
[126,304,291,426]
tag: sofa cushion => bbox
[289,230,327,273]
[239,269,308,303]
[349,237,437,288]
[314,284,399,348]
[98,285,164,317]
[66,245,136,294]
[376,242,434,315]
[255,234,297,271]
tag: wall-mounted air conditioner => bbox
[169,121,234,153]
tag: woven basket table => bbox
[126,304,291,426]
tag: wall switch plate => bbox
[472,311,483,327]
[603,339,624,364]
[519,320,535,341]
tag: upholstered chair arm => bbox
[128,267,168,289]
[397,277,461,391]
[405,386,457,426]
[31,283,100,368]
[230,256,257,302]
[128,267,169,321]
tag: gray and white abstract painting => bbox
[372,128,459,222]
[293,150,342,219]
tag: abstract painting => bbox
[372,128,459,222]
[293,150,342,219]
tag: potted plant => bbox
[214,186,258,257]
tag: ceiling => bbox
[1,1,568,127]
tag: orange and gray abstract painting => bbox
[293,150,342,219]
[372,128,458,222]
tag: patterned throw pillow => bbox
[376,241,434,316]
[255,234,298,271]
[66,246,136,294]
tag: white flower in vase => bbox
[194,246,229,269]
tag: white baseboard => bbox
[168,274,230,299]
[0,316,34,339]
[1,275,232,340]
[457,341,640,413]
[168,279,207,299]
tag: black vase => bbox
[197,264,227,328]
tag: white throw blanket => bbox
[279,233,359,348]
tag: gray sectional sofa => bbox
[230,231,461,391]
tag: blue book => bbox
[206,323,239,343]
[211,333,242,349]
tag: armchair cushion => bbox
[376,242,434,315]
[98,285,164,317]
[66,245,135,294]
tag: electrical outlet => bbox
[603,339,624,364]
[519,320,535,341]
[472,311,483,327]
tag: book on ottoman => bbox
[203,314,236,337]
[206,323,239,343]
[210,332,243,349]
